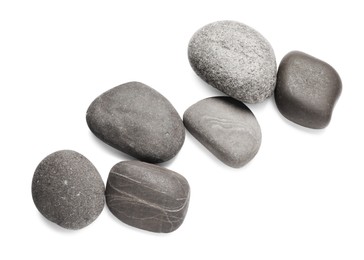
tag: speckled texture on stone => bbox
[32,150,105,230]
[86,82,185,163]
[183,97,262,168]
[275,51,342,129]
[106,161,190,233]
[188,20,277,104]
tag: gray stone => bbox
[86,82,185,163]
[183,97,262,168]
[32,150,105,230]
[188,20,277,104]
[275,51,342,129]
[106,161,190,233]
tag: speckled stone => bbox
[275,51,342,129]
[86,82,185,163]
[106,161,190,233]
[32,150,105,230]
[188,20,276,104]
[183,97,262,168]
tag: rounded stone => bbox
[183,96,262,168]
[32,150,105,230]
[106,161,190,233]
[275,51,342,129]
[86,81,185,163]
[188,20,277,103]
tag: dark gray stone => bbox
[86,81,185,163]
[275,51,342,129]
[188,20,277,104]
[32,150,105,230]
[105,161,190,233]
[183,97,262,168]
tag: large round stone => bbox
[275,51,342,129]
[188,20,277,103]
[86,82,185,163]
[106,161,190,233]
[32,150,105,230]
[183,97,262,168]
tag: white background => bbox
[1,0,363,259]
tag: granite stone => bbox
[275,51,342,129]
[86,82,185,163]
[188,20,277,104]
[105,161,190,233]
[32,150,105,230]
[183,97,262,168]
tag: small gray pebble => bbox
[86,82,185,163]
[188,20,277,103]
[106,161,190,233]
[32,150,105,230]
[183,97,262,168]
[275,51,342,129]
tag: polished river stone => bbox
[32,150,105,230]
[183,97,262,168]
[105,161,190,233]
[188,20,277,103]
[275,51,342,129]
[86,82,185,163]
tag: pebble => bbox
[275,51,342,129]
[105,161,190,233]
[183,97,262,168]
[32,150,105,230]
[86,82,185,163]
[188,20,277,103]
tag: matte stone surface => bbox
[106,161,190,233]
[32,150,105,230]
[188,20,276,104]
[275,51,342,129]
[86,82,185,163]
[183,97,262,168]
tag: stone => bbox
[183,96,262,168]
[188,20,277,104]
[32,150,105,230]
[275,51,342,129]
[86,81,185,163]
[105,161,190,233]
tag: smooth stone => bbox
[188,20,277,104]
[105,161,190,233]
[32,150,105,230]
[183,97,262,168]
[86,82,185,163]
[275,51,342,129]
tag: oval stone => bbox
[86,82,185,163]
[105,161,190,233]
[32,150,105,230]
[275,51,342,129]
[188,20,277,104]
[183,97,262,168]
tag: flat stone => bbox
[86,82,185,163]
[105,161,190,233]
[275,51,342,129]
[32,150,105,230]
[188,20,277,104]
[183,97,262,168]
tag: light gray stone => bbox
[275,51,342,129]
[183,97,262,168]
[86,82,185,163]
[32,150,105,230]
[106,161,190,233]
[188,20,277,103]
